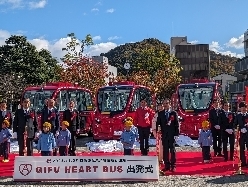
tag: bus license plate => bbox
[114,131,122,136]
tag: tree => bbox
[60,33,109,93]
[0,74,26,102]
[0,35,61,85]
[114,47,181,101]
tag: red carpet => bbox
[0,151,245,177]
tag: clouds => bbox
[189,40,199,44]
[0,0,23,9]
[108,36,121,41]
[0,0,47,9]
[225,34,244,49]
[29,37,117,59]
[209,38,244,58]
[0,29,245,61]
[0,30,117,60]
[92,35,101,41]
[91,8,99,12]
[106,8,115,13]
[89,1,115,14]
[28,0,47,9]
[190,34,244,58]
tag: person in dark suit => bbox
[0,101,12,156]
[234,102,248,167]
[156,98,179,173]
[41,99,60,156]
[209,98,223,157]
[219,101,235,161]
[63,100,80,156]
[13,99,38,156]
[43,99,48,109]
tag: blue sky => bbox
[0,0,247,58]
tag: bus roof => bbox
[24,82,91,93]
[178,82,216,87]
[98,83,151,91]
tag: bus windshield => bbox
[23,90,55,111]
[97,87,132,112]
[178,85,214,112]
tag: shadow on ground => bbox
[206,174,248,184]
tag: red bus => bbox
[172,79,222,138]
[92,81,155,141]
[21,82,94,135]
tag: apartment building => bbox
[170,37,210,82]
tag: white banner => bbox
[13,156,159,181]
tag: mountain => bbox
[209,51,238,77]
[100,38,239,77]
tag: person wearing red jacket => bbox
[133,98,155,156]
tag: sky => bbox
[0,0,247,59]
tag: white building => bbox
[212,73,237,95]
[92,56,117,84]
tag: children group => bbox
[0,120,71,161]
[0,116,139,160]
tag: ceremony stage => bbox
[0,151,246,177]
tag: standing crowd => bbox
[0,98,81,161]
[120,97,248,175]
[199,99,248,168]
[0,96,247,173]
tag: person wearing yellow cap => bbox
[0,120,12,162]
[120,119,136,155]
[37,122,56,156]
[124,117,139,141]
[198,120,213,163]
[57,121,71,156]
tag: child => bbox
[120,119,136,155]
[37,122,56,156]
[198,120,213,163]
[57,121,71,156]
[125,117,139,141]
[0,120,12,162]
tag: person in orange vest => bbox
[133,98,154,156]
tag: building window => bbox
[195,51,200,58]
[187,52,191,58]
[245,41,248,48]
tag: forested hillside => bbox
[100,38,239,77]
